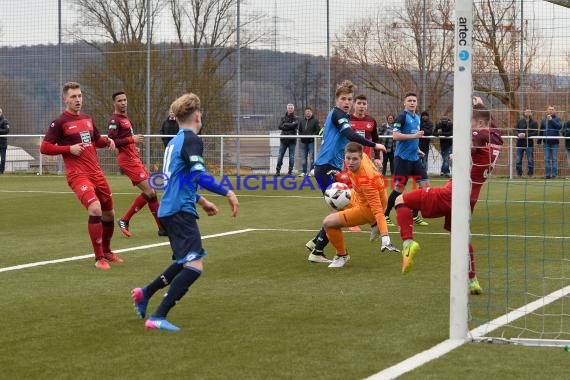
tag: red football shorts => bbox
[68,172,113,211]
[119,157,149,186]
[402,184,452,230]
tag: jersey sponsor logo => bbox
[189,155,205,163]
[108,124,117,129]
[79,130,91,144]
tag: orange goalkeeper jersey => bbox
[348,154,387,227]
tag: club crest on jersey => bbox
[81,185,88,192]
[79,130,91,143]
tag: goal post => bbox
[449,0,473,341]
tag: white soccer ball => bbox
[324,182,352,210]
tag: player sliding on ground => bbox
[394,98,503,295]
[323,142,399,268]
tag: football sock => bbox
[87,215,104,259]
[145,262,184,299]
[468,243,476,279]
[101,220,114,253]
[381,235,391,246]
[153,266,202,318]
[385,190,400,216]
[314,228,329,252]
[143,193,163,230]
[123,194,147,221]
[325,227,346,255]
[413,209,419,218]
[395,204,414,241]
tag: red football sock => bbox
[102,220,114,253]
[144,194,163,230]
[123,194,147,221]
[88,215,104,259]
[395,204,414,241]
[468,243,476,279]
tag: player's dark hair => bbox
[171,93,201,123]
[345,141,363,155]
[62,81,81,95]
[112,91,126,101]
[335,80,356,98]
[404,92,417,99]
[355,94,367,101]
[473,103,490,123]
[305,106,313,111]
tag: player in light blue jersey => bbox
[306,80,386,263]
[131,93,239,331]
[377,92,430,231]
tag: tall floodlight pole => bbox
[145,0,152,168]
[450,0,473,341]
[421,0,427,109]
[236,0,241,175]
[327,0,331,105]
[57,0,63,175]
[519,0,524,110]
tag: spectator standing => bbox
[563,120,570,179]
[539,105,562,179]
[434,115,454,177]
[160,108,179,148]
[297,107,320,177]
[0,108,9,174]
[514,109,538,178]
[276,104,299,176]
[378,114,396,176]
[419,111,434,170]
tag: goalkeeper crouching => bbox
[323,142,399,268]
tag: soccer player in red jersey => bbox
[394,98,503,295]
[350,95,382,166]
[107,91,165,237]
[40,82,122,269]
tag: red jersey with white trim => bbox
[43,110,106,176]
[349,114,380,159]
[471,127,503,201]
[107,113,139,160]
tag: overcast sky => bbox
[1,0,570,66]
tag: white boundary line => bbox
[366,287,570,379]
[0,228,255,273]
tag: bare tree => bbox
[334,0,454,116]
[473,0,538,124]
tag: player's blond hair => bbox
[170,93,201,123]
[335,80,356,98]
[62,81,81,95]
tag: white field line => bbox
[0,228,255,273]
[365,339,467,380]
[366,287,570,379]
[469,285,570,338]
